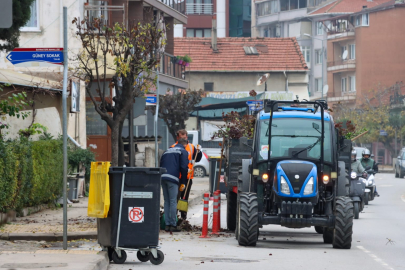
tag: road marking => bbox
[357,246,395,270]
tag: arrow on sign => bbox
[6,53,12,61]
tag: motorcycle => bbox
[349,171,368,219]
[364,163,379,205]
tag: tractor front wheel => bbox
[333,197,354,249]
[237,193,258,246]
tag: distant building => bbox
[174,36,309,99]
[325,0,405,108]
[175,0,251,38]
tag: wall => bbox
[217,0,227,37]
[355,7,405,103]
[187,72,287,92]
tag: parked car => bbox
[395,148,405,178]
[194,151,210,177]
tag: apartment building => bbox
[252,0,391,99]
[325,0,405,108]
[174,0,251,38]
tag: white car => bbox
[193,151,210,177]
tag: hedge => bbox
[0,139,63,212]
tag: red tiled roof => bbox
[173,37,308,72]
[309,0,393,15]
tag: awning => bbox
[0,69,62,91]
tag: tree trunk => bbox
[110,123,120,166]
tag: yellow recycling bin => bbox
[88,162,111,218]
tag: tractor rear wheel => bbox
[227,189,237,231]
[237,193,258,246]
[333,197,354,249]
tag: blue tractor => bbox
[233,99,354,249]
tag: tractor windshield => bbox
[257,118,332,163]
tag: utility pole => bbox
[62,6,68,250]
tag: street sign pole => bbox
[62,7,68,250]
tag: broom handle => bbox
[183,147,200,200]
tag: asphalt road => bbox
[108,173,405,270]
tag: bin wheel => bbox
[137,251,150,262]
[107,247,114,262]
[149,250,164,265]
[112,250,127,264]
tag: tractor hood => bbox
[274,160,318,198]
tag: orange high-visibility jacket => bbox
[171,142,195,180]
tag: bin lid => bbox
[109,167,167,174]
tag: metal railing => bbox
[327,59,356,68]
[186,3,213,15]
[159,0,186,14]
[160,53,185,80]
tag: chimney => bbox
[362,5,368,9]
[212,15,217,51]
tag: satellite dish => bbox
[257,73,270,86]
[323,85,329,95]
[342,50,348,60]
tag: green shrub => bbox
[0,139,63,212]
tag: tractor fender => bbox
[337,161,349,197]
[238,159,251,193]
[351,196,362,202]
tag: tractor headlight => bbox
[262,173,269,183]
[303,177,314,195]
[350,172,357,179]
[280,176,290,195]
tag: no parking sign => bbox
[128,207,144,223]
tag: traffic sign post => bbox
[380,130,388,136]
[6,48,64,67]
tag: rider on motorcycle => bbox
[360,149,380,197]
[351,150,365,174]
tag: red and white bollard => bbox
[217,190,221,231]
[211,190,220,234]
[199,193,210,238]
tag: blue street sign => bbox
[379,130,388,136]
[146,95,157,106]
[6,48,63,67]
[246,100,263,111]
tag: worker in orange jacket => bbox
[171,129,202,219]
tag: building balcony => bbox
[142,0,187,24]
[327,59,356,73]
[328,30,355,41]
[158,52,188,89]
[186,3,213,15]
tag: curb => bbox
[91,251,109,270]
[0,232,97,242]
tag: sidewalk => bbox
[0,176,209,241]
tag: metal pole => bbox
[321,41,324,99]
[62,6,68,250]
[155,66,159,167]
[129,106,134,167]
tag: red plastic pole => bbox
[217,190,221,232]
[199,193,210,238]
[211,191,219,235]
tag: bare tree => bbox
[72,18,164,166]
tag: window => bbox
[257,0,279,16]
[315,49,323,65]
[316,22,323,35]
[204,82,214,91]
[356,16,361,26]
[290,0,298,10]
[21,0,39,31]
[341,45,347,60]
[350,44,356,59]
[362,13,369,26]
[315,78,322,92]
[186,29,211,37]
[243,46,259,55]
[299,0,307,8]
[300,46,311,64]
[280,0,288,11]
[341,77,347,92]
[349,76,356,92]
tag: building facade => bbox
[252,0,391,99]
[174,0,252,38]
[326,1,405,108]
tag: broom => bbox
[177,147,200,212]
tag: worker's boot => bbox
[170,226,181,233]
[165,225,170,232]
